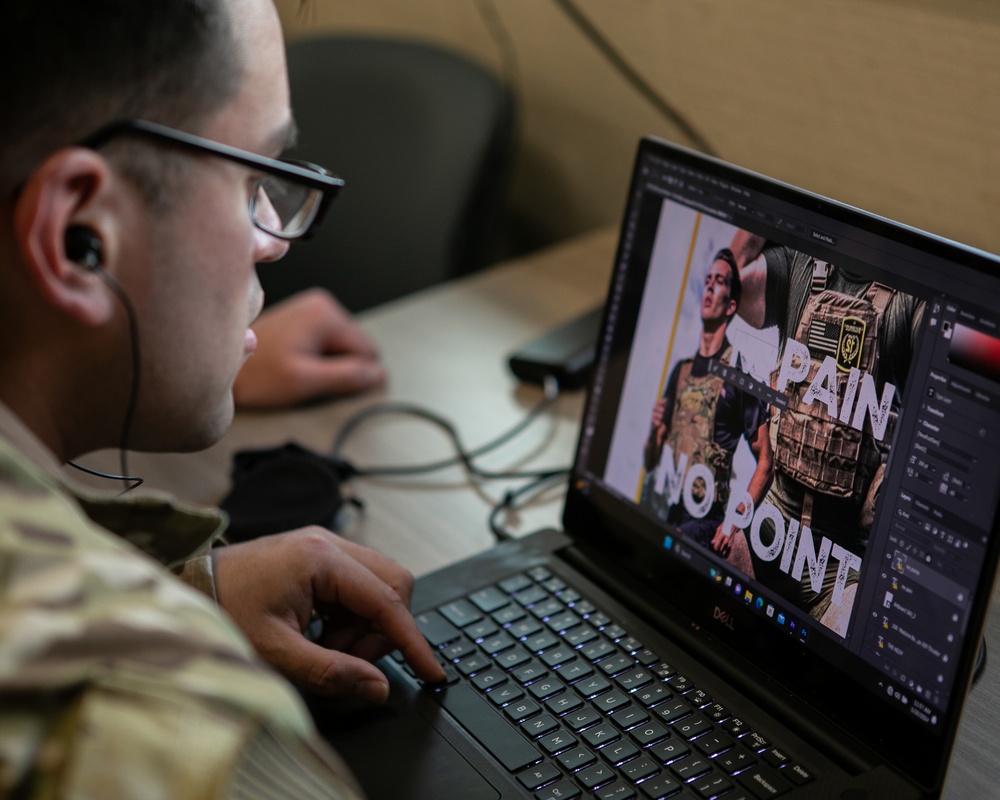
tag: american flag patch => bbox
[807,318,840,356]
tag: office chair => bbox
[260,34,516,312]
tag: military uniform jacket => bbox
[0,403,364,799]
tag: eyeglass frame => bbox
[76,118,344,240]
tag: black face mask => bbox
[218,442,359,543]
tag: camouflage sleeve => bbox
[0,440,363,799]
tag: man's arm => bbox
[729,231,768,329]
[712,416,774,551]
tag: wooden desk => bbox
[81,226,998,798]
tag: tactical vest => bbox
[773,261,895,500]
[665,347,733,511]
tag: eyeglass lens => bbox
[252,177,323,238]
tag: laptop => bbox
[310,135,1000,800]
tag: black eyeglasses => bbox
[78,118,343,240]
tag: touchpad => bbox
[329,707,500,800]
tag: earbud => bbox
[65,226,103,272]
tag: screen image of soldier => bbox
[733,231,925,636]
[642,249,773,568]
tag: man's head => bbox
[700,248,741,330]
[0,0,300,460]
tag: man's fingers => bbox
[269,623,391,701]
[313,548,444,684]
[294,354,386,398]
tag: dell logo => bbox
[713,606,736,631]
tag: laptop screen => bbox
[566,136,1000,790]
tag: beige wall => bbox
[274,0,1000,256]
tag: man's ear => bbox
[12,148,120,326]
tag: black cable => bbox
[550,0,719,158]
[489,469,570,542]
[67,269,144,493]
[332,376,563,481]
[474,0,523,102]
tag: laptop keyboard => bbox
[400,565,817,799]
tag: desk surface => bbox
[84,226,998,798]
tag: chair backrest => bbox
[260,35,516,312]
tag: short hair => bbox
[0,0,243,203]
[713,247,742,314]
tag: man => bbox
[730,230,924,635]
[642,249,773,561]
[0,1,443,797]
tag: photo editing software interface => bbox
[579,147,1000,733]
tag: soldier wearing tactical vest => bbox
[643,250,774,562]
[732,231,925,636]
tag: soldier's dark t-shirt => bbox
[660,336,768,457]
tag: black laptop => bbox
[312,136,1000,800]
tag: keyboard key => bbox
[546,692,584,715]
[541,646,576,669]
[705,703,731,723]
[638,772,681,799]
[441,637,478,661]
[723,717,751,737]
[529,678,566,701]
[616,667,653,692]
[599,739,639,765]
[784,762,815,786]
[609,703,649,730]
[439,600,482,627]
[589,611,612,628]
[670,754,711,781]
[531,599,566,619]
[576,763,616,790]
[667,674,694,694]
[581,641,617,662]
[693,773,733,799]
[465,619,500,640]
[556,660,594,683]
[525,631,560,653]
[564,706,601,731]
[456,654,491,676]
[594,688,631,714]
[505,699,541,722]
[604,624,628,641]
[619,636,643,653]
[564,625,599,647]
[557,588,582,604]
[694,731,735,757]
[498,573,533,594]
[434,683,539,771]
[737,766,792,798]
[595,779,636,799]
[481,632,517,655]
[547,611,582,634]
[518,761,561,790]
[597,654,635,677]
[557,746,596,772]
[714,744,756,775]
[493,605,527,625]
[634,683,672,708]
[522,714,559,738]
[415,611,461,646]
[635,649,660,666]
[628,721,669,746]
[762,747,789,768]
[651,662,677,680]
[513,660,548,684]
[653,700,692,725]
[487,683,524,706]
[650,738,690,764]
[470,586,511,613]
[472,668,507,691]
[573,600,597,616]
[541,577,567,593]
[514,585,550,606]
[496,646,532,670]
[575,675,612,698]
[621,755,659,782]
[526,566,552,582]
[742,731,771,752]
[535,779,581,799]
[687,688,712,708]
[582,723,621,748]
[539,728,577,755]
[510,618,544,639]
[673,713,712,740]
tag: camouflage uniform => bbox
[0,403,364,799]
[754,246,924,623]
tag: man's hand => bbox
[213,528,445,702]
[650,397,668,429]
[233,288,386,408]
